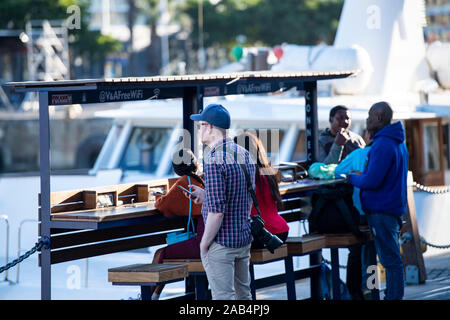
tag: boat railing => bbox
[15,219,38,284]
[1,215,11,283]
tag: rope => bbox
[413,181,450,194]
[321,233,450,271]
[411,181,450,248]
[419,236,450,249]
[0,237,50,274]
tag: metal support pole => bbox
[39,90,51,300]
[182,87,202,153]
[304,81,319,165]
[309,252,322,299]
[194,274,208,300]
[330,248,341,300]
[84,258,89,288]
[305,80,321,298]
[1,215,10,282]
[284,256,296,300]
[140,285,152,300]
[249,263,256,300]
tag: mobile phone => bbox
[177,185,197,199]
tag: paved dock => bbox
[255,250,450,300]
[1,250,449,300]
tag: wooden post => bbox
[401,172,427,283]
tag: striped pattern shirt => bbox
[202,138,256,248]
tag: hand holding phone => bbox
[177,185,197,199]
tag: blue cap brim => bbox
[190,114,203,121]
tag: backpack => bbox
[308,182,363,238]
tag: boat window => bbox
[94,124,123,170]
[119,127,172,173]
[423,122,441,172]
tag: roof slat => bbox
[5,70,358,90]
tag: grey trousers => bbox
[201,241,252,300]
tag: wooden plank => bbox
[401,185,427,283]
[45,179,170,206]
[83,191,97,210]
[324,230,371,247]
[108,264,188,283]
[163,259,205,273]
[136,184,149,202]
[43,233,169,265]
[281,197,308,211]
[279,210,308,223]
[50,203,159,222]
[250,244,287,263]
[278,179,346,196]
[286,235,326,255]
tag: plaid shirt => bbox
[202,138,256,248]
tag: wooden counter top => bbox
[51,202,159,222]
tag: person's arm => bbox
[322,143,344,164]
[155,176,188,216]
[349,143,394,190]
[200,160,227,253]
[200,212,224,253]
[318,131,347,164]
[186,184,205,204]
[334,150,357,177]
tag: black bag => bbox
[308,182,363,238]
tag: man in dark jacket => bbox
[349,101,408,300]
[318,105,366,164]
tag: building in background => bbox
[424,0,450,42]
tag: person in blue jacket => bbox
[335,146,371,216]
[335,145,378,298]
[349,101,408,300]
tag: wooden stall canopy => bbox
[7,70,358,107]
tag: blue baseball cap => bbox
[190,103,231,129]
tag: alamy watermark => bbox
[66,5,81,30]
[66,264,81,290]
[366,5,381,30]
[366,265,381,290]
[171,128,281,175]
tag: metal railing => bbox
[16,219,38,284]
[12,218,91,286]
[1,215,13,284]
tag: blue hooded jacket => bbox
[349,121,409,216]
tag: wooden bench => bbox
[163,259,209,300]
[108,263,188,300]
[286,234,326,255]
[322,229,379,300]
[164,245,294,300]
[284,235,326,300]
[248,244,296,300]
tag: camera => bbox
[250,215,283,253]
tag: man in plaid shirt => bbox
[187,103,256,300]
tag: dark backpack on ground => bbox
[308,182,363,238]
